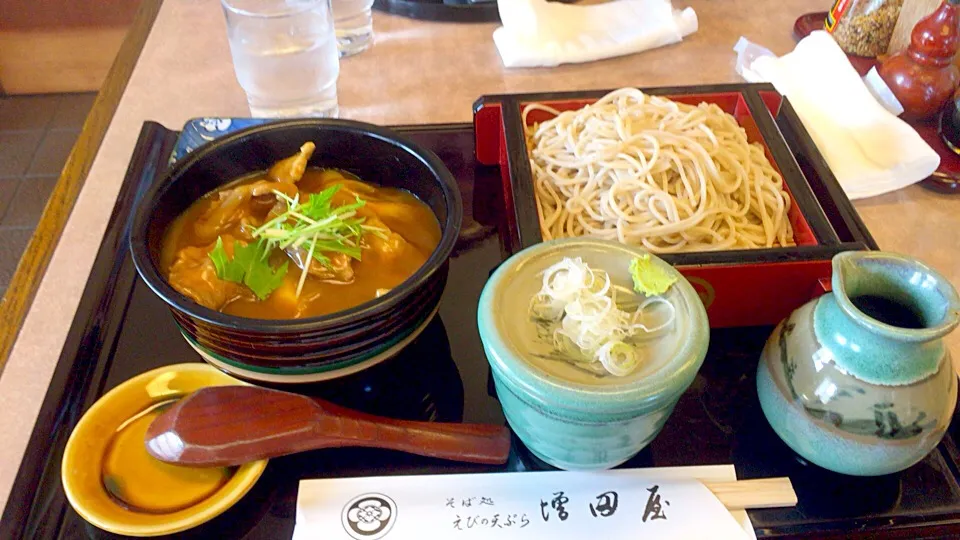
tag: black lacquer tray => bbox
[4,122,960,539]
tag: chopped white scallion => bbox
[528,257,676,377]
[295,232,318,299]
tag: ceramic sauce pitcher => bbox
[757,251,960,476]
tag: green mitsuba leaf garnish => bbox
[209,237,288,300]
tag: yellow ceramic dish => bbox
[61,363,268,537]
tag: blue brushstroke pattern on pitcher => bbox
[757,251,960,476]
[170,118,269,163]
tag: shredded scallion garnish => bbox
[205,183,383,302]
[529,257,677,377]
[252,184,385,269]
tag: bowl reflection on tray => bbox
[61,364,267,537]
[245,314,466,424]
[129,119,463,382]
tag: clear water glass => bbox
[332,0,375,57]
[222,0,340,118]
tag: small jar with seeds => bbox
[825,0,905,57]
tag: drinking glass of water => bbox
[222,0,340,118]
[332,0,375,57]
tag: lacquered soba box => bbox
[473,83,877,328]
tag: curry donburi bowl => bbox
[129,119,462,380]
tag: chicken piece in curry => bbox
[160,143,441,319]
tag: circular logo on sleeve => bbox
[341,493,397,539]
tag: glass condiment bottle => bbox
[826,0,905,57]
[878,0,960,120]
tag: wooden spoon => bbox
[144,386,511,467]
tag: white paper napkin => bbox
[493,0,698,68]
[737,31,940,200]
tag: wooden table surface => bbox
[1,0,958,513]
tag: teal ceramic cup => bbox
[478,238,709,470]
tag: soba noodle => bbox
[524,88,795,253]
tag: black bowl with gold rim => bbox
[129,119,462,383]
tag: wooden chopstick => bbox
[703,478,797,510]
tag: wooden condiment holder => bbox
[888,0,942,55]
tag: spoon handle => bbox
[313,399,511,465]
[145,386,512,467]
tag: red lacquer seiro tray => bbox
[472,83,878,328]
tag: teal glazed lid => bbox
[478,238,710,420]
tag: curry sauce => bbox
[160,162,441,319]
